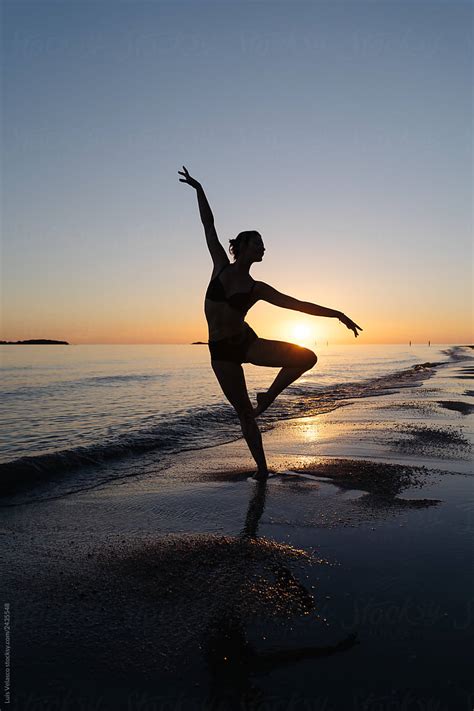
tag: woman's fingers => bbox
[178,168,200,190]
[344,319,363,337]
[178,167,193,185]
[339,314,362,337]
[178,166,198,186]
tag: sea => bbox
[1,343,472,500]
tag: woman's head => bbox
[229,231,265,262]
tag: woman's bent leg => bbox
[245,338,318,416]
[211,360,268,475]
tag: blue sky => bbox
[2,0,472,343]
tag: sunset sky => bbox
[2,1,472,345]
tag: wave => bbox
[1,372,168,399]
[440,345,474,361]
[1,346,471,499]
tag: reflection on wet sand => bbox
[204,477,358,706]
[84,476,359,702]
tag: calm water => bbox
[1,343,471,494]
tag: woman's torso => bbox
[204,262,258,341]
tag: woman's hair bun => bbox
[229,230,261,261]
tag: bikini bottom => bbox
[208,323,258,364]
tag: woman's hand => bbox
[338,313,363,338]
[178,165,201,190]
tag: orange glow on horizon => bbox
[1,306,472,346]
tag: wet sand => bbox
[2,356,473,710]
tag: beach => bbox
[4,0,472,706]
[1,347,473,710]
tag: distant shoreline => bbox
[0,339,69,345]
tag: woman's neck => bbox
[233,256,252,275]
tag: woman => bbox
[178,166,362,479]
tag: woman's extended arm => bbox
[254,281,363,338]
[178,166,228,266]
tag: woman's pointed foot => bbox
[253,392,272,417]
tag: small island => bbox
[191,341,208,345]
[0,339,69,345]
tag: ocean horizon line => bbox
[1,341,472,347]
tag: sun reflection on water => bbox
[298,419,321,442]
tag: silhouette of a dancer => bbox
[179,166,362,479]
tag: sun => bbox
[290,322,315,347]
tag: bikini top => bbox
[205,263,256,315]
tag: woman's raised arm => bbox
[254,281,363,338]
[178,166,228,266]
